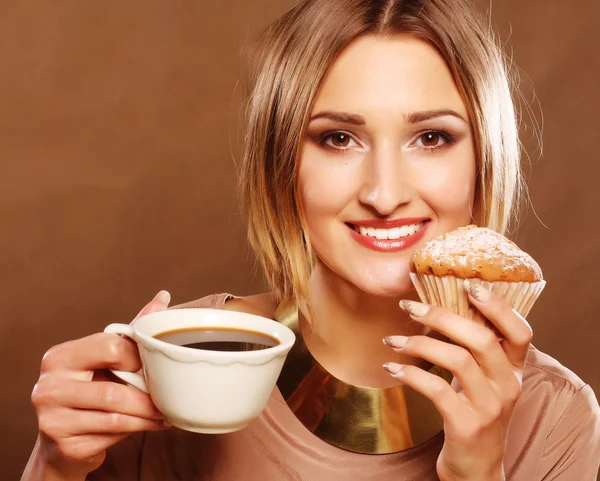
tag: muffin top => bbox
[410,225,543,282]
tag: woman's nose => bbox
[357,148,413,216]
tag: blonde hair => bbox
[239,0,523,309]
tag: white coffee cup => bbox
[103,308,295,434]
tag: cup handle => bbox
[103,323,149,394]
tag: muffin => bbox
[409,225,546,328]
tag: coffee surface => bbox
[154,326,278,352]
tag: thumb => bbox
[132,290,171,323]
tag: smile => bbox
[350,221,427,240]
[346,218,430,252]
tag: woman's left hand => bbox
[384,280,533,481]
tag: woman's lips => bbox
[347,220,430,252]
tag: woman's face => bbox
[298,35,476,296]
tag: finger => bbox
[383,362,468,424]
[42,408,170,436]
[40,333,142,374]
[465,280,532,369]
[33,377,164,420]
[133,290,171,322]
[384,335,497,412]
[399,300,515,385]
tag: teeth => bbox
[354,221,425,240]
[388,227,401,239]
[375,228,387,240]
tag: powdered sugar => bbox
[410,225,543,282]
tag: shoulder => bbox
[521,344,599,429]
[172,292,279,319]
[524,344,588,391]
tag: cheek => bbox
[298,147,360,225]
[426,169,474,209]
[411,148,476,218]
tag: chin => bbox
[352,272,416,298]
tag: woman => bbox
[22,0,600,480]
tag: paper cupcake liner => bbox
[409,273,546,330]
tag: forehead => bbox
[312,34,468,119]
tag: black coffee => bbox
[154,327,278,352]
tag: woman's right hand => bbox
[23,291,173,481]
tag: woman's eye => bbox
[415,131,454,149]
[321,132,358,150]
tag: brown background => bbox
[1,0,598,478]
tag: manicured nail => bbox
[464,280,491,303]
[399,300,430,317]
[383,336,408,349]
[383,362,404,376]
[154,290,171,305]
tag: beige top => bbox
[89,294,600,480]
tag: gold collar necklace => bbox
[274,304,451,455]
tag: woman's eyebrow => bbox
[309,109,468,125]
[405,109,468,124]
[309,111,365,125]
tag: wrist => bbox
[483,461,505,481]
[22,436,89,481]
[29,464,86,481]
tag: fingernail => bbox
[154,290,171,305]
[399,300,430,317]
[162,419,173,428]
[464,280,491,303]
[383,336,408,349]
[383,362,404,376]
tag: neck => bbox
[302,262,427,388]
